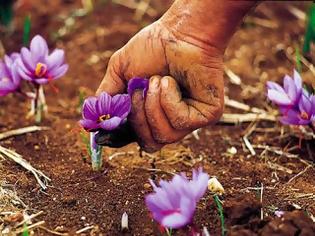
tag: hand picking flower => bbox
[79,77,149,170]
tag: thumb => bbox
[96,50,126,96]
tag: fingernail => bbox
[150,77,159,89]
[161,77,168,88]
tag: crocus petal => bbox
[191,171,209,200]
[79,119,100,131]
[16,58,33,81]
[127,77,149,97]
[280,110,309,125]
[100,116,122,130]
[82,97,99,120]
[49,64,68,79]
[10,52,20,61]
[111,94,131,119]
[299,94,312,115]
[293,69,302,89]
[162,212,189,229]
[283,75,297,102]
[30,35,49,61]
[267,90,291,105]
[34,78,49,85]
[97,92,112,115]
[266,81,285,93]
[46,49,65,70]
[20,47,36,70]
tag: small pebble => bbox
[34,145,40,150]
[81,216,86,221]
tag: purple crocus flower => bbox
[17,35,68,84]
[280,93,315,125]
[145,168,209,229]
[127,77,149,98]
[0,53,21,96]
[80,92,131,131]
[267,70,302,108]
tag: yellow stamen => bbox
[98,114,111,122]
[35,63,47,77]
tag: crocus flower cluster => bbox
[267,70,315,128]
[0,35,68,122]
[145,168,209,229]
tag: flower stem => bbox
[165,228,172,236]
[213,195,226,236]
[90,132,103,171]
[34,84,42,123]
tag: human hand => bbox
[96,0,256,152]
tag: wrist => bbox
[160,0,258,52]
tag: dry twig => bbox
[0,146,50,190]
[0,126,49,141]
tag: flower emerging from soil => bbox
[280,93,315,125]
[267,70,302,108]
[267,70,315,127]
[80,92,131,131]
[127,77,149,97]
[0,53,21,96]
[145,168,209,229]
[17,35,68,84]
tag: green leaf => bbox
[80,131,92,157]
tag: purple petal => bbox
[49,64,68,79]
[283,75,297,102]
[97,92,112,115]
[100,116,122,130]
[30,35,49,61]
[266,81,285,93]
[10,52,20,61]
[46,49,65,70]
[20,47,36,70]
[127,77,149,97]
[299,94,312,115]
[268,90,291,105]
[34,78,49,85]
[191,170,209,201]
[16,58,33,81]
[111,94,131,119]
[82,97,99,120]
[293,69,302,89]
[79,119,100,131]
[162,212,189,229]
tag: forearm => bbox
[160,0,258,52]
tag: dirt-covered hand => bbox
[96,20,224,152]
[96,0,256,152]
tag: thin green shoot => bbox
[213,195,226,236]
[23,223,29,236]
[23,15,31,46]
[165,228,172,236]
[80,131,92,157]
[303,3,315,54]
[77,90,86,112]
[295,46,302,73]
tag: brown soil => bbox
[1,1,315,236]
